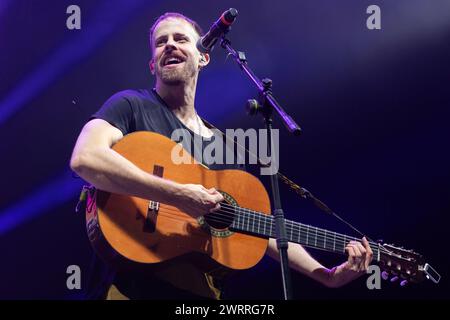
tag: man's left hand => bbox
[327,237,374,287]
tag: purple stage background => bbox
[0,0,449,299]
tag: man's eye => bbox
[178,38,188,43]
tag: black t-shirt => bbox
[85,88,244,300]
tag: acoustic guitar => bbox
[85,131,440,285]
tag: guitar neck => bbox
[228,208,381,261]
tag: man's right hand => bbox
[175,184,224,219]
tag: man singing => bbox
[70,12,372,300]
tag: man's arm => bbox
[70,119,223,218]
[266,237,373,288]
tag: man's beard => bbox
[156,58,197,86]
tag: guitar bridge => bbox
[148,200,160,213]
[143,200,160,233]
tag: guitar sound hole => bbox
[204,201,235,230]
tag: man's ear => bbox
[149,59,155,75]
[199,53,210,68]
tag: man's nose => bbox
[164,38,177,52]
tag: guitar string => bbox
[154,202,380,249]
[151,202,385,252]
[218,202,389,254]
[154,208,384,257]
[145,205,387,255]
[207,201,386,253]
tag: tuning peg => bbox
[390,276,399,282]
[400,280,408,287]
[382,271,389,280]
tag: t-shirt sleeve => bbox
[90,91,136,135]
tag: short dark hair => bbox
[149,12,203,54]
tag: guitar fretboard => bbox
[227,206,381,260]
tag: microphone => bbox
[197,8,238,53]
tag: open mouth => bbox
[162,56,185,67]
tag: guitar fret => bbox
[252,212,255,233]
[237,210,240,229]
[333,232,336,252]
[289,222,293,242]
[237,210,241,229]
[315,227,318,247]
[324,229,327,249]
[240,209,243,230]
[377,244,380,262]
[257,214,260,234]
[289,221,293,240]
[263,216,266,236]
[300,224,307,245]
[306,225,309,245]
[239,209,243,229]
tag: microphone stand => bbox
[220,37,302,300]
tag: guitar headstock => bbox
[378,243,441,285]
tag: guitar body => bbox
[86,131,271,271]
